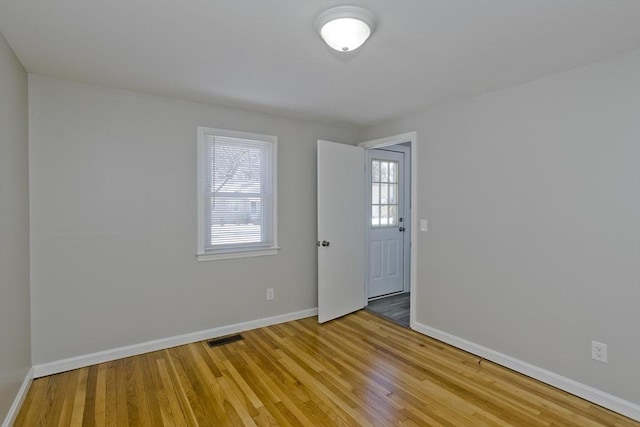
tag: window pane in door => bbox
[372,161,380,182]
[381,184,388,204]
[381,205,388,225]
[389,205,397,225]
[372,184,379,204]
[389,184,397,204]
[389,162,397,183]
[372,205,380,226]
[381,162,388,182]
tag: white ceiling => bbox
[1,0,638,127]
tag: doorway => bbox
[364,144,411,327]
[365,147,410,298]
[317,132,417,328]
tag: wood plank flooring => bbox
[15,311,639,426]
[366,293,410,327]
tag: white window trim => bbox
[196,126,279,261]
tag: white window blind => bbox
[197,127,278,260]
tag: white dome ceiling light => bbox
[316,6,376,52]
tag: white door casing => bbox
[317,140,365,323]
[366,149,405,298]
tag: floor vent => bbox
[207,334,244,348]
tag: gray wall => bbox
[28,75,356,365]
[359,50,640,404]
[0,31,30,419]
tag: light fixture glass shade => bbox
[320,18,371,52]
[316,6,376,52]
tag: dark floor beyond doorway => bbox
[365,292,410,327]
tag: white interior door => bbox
[366,149,405,298]
[317,140,365,323]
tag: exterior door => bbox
[317,140,365,323]
[367,149,405,298]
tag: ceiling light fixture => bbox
[316,6,376,52]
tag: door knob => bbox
[321,240,330,247]
[399,227,405,232]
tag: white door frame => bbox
[359,132,417,328]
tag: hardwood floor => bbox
[366,293,410,327]
[16,311,638,426]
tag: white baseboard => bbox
[2,367,34,427]
[33,308,318,378]
[412,321,640,422]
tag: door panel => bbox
[317,140,365,323]
[370,241,383,279]
[367,149,405,298]
[387,240,399,276]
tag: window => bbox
[197,127,278,260]
[371,159,399,227]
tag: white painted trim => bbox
[2,367,34,427]
[413,321,640,421]
[358,132,418,328]
[196,246,280,261]
[387,144,411,294]
[409,136,417,328]
[359,132,417,150]
[33,308,318,378]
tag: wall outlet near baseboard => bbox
[266,288,274,301]
[591,341,607,363]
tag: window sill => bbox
[196,247,280,261]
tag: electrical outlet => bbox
[266,288,274,301]
[591,341,607,363]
